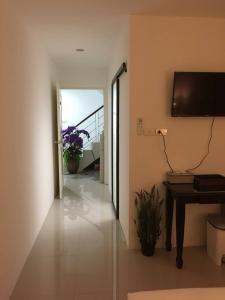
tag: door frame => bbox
[56,85,63,199]
[57,87,105,196]
[111,62,127,219]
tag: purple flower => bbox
[62,126,76,137]
[62,126,88,152]
[69,134,83,147]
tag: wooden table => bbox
[164,182,225,269]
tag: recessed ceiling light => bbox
[76,48,85,52]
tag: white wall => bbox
[0,2,56,299]
[61,89,104,129]
[108,21,130,245]
[129,16,225,249]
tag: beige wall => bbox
[57,65,107,89]
[129,16,225,248]
[108,22,130,245]
[0,2,56,299]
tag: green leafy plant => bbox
[134,185,163,255]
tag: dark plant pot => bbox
[66,159,80,174]
[141,241,155,256]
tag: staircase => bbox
[76,106,104,172]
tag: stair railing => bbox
[75,105,104,151]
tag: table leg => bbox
[165,188,174,251]
[176,199,185,269]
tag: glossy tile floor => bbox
[11,173,225,300]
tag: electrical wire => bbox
[185,116,215,172]
[161,133,174,173]
[160,116,215,173]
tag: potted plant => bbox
[134,185,163,256]
[62,126,90,174]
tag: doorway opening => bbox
[60,88,104,193]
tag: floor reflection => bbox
[11,173,225,300]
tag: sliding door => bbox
[111,62,127,219]
[112,79,119,217]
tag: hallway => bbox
[11,174,225,300]
[11,173,117,299]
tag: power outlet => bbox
[156,128,168,136]
[137,118,143,135]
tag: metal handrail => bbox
[75,105,104,128]
[82,114,104,128]
[74,105,104,151]
[83,136,97,147]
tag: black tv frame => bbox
[171,71,225,117]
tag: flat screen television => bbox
[171,72,225,117]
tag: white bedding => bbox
[128,288,225,300]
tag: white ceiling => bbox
[11,0,225,68]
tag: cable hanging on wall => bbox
[160,116,216,173]
[160,133,174,173]
[185,116,216,172]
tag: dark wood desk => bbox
[164,182,225,269]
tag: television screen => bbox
[171,72,225,117]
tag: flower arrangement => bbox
[62,126,90,173]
